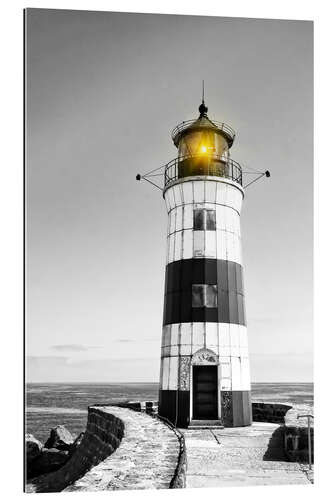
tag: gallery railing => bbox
[164,154,243,189]
[171,120,235,147]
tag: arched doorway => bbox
[191,348,219,421]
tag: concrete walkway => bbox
[183,422,313,488]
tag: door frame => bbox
[192,365,218,420]
[189,348,221,421]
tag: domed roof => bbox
[171,101,235,148]
[184,111,219,133]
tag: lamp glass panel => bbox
[178,130,229,158]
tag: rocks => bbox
[26,426,80,480]
[26,434,43,463]
[28,448,69,479]
[45,425,75,451]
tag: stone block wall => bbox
[121,400,292,426]
[26,406,183,493]
[252,402,292,423]
[117,400,158,414]
[65,406,182,491]
[26,407,124,493]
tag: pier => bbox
[183,422,313,487]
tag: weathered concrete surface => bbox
[183,422,313,488]
[65,407,180,491]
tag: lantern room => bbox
[169,101,241,184]
[175,102,231,158]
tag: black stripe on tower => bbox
[158,389,252,428]
[163,259,245,326]
[158,390,190,428]
[221,391,252,427]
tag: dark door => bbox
[193,365,218,419]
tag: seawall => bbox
[26,400,312,492]
[252,402,292,423]
[119,399,314,465]
[251,402,313,463]
[26,406,184,493]
[119,400,293,424]
[284,408,314,463]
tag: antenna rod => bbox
[202,80,205,103]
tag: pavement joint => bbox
[210,430,221,444]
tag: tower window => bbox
[192,284,217,308]
[193,209,216,230]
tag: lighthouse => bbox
[157,97,252,428]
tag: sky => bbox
[26,9,313,383]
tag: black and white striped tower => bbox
[158,98,252,428]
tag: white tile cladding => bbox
[164,178,243,214]
[160,323,250,391]
[164,179,243,265]
[160,354,250,391]
[166,228,242,264]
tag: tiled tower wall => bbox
[158,178,252,427]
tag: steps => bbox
[188,420,224,430]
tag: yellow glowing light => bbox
[201,145,207,153]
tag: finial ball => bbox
[199,102,208,116]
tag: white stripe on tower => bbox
[165,179,243,265]
[160,323,250,392]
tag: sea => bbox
[26,382,314,443]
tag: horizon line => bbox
[26,380,314,385]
